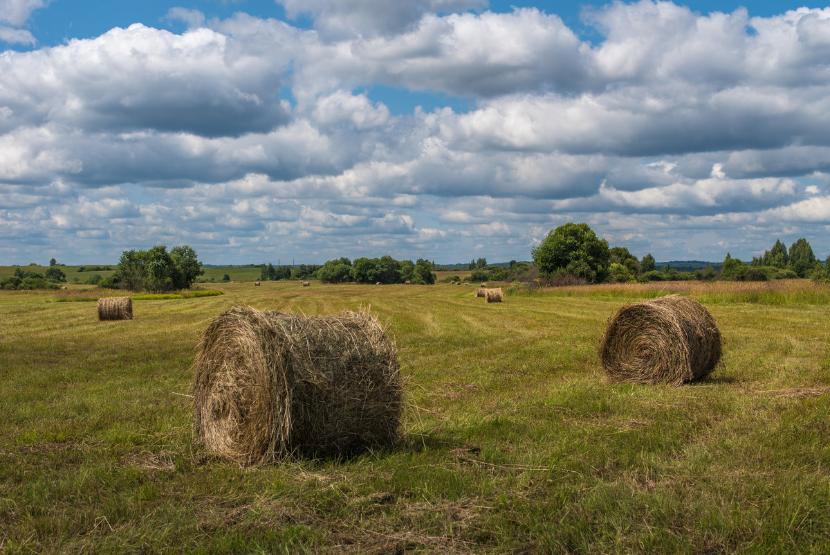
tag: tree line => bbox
[532,223,830,284]
[316,256,436,284]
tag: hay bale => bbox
[255,281,261,287]
[192,306,402,465]
[485,288,503,303]
[302,281,310,287]
[475,288,486,298]
[600,295,721,385]
[97,297,132,321]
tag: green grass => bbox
[2,280,830,552]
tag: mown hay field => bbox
[2,280,830,552]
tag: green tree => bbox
[610,247,640,275]
[720,253,744,280]
[317,258,353,283]
[222,274,231,282]
[412,259,436,284]
[116,249,147,291]
[399,260,415,282]
[144,246,176,292]
[788,238,817,277]
[640,253,656,273]
[532,223,610,283]
[49,258,57,267]
[608,262,634,283]
[45,266,66,282]
[757,239,789,268]
[170,245,203,289]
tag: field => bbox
[2,280,830,552]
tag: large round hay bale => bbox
[485,288,503,303]
[475,288,486,298]
[302,281,310,287]
[97,297,132,321]
[600,295,721,385]
[192,306,402,465]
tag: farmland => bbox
[2,280,830,552]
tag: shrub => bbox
[45,266,66,282]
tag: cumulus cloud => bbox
[3,1,830,262]
[0,24,291,136]
[277,0,486,39]
[0,0,46,27]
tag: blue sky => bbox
[2,1,830,264]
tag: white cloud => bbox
[277,0,486,39]
[0,0,45,27]
[4,2,830,262]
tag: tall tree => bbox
[788,238,817,277]
[532,223,610,283]
[640,253,656,273]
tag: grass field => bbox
[2,280,830,552]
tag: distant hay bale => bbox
[302,281,310,287]
[405,280,411,285]
[600,295,721,385]
[192,306,402,465]
[485,288,503,303]
[376,282,382,286]
[97,297,132,321]
[475,288,486,298]
[255,281,261,287]
[480,283,487,288]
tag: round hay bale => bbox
[302,281,310,287]
[600,295,721,385]
[255,281,261,286]
[97,297,132,321]
[485,288,503,303]
[475,288,486,298]
[192,306,402,465]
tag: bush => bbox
[45,267,66,282]
[85,274,103,285]
[608,262,635,283]
[222,274,231,282]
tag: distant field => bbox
[0,264,117,283]
[2,280,830,552]
[1,264,282,284]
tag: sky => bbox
[2,1,830,264]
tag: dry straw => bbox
[600,295,721,385]
[485,288,504,303]
[302,281,310,287]
[255,281,261,286]
[192,306,402,465]
[97,297,132,320]
[475,288,486,298]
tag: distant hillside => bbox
[656,260,721,271]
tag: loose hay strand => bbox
[97,297,133,320]
[600,295,721,385]
[192,306,402,465]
